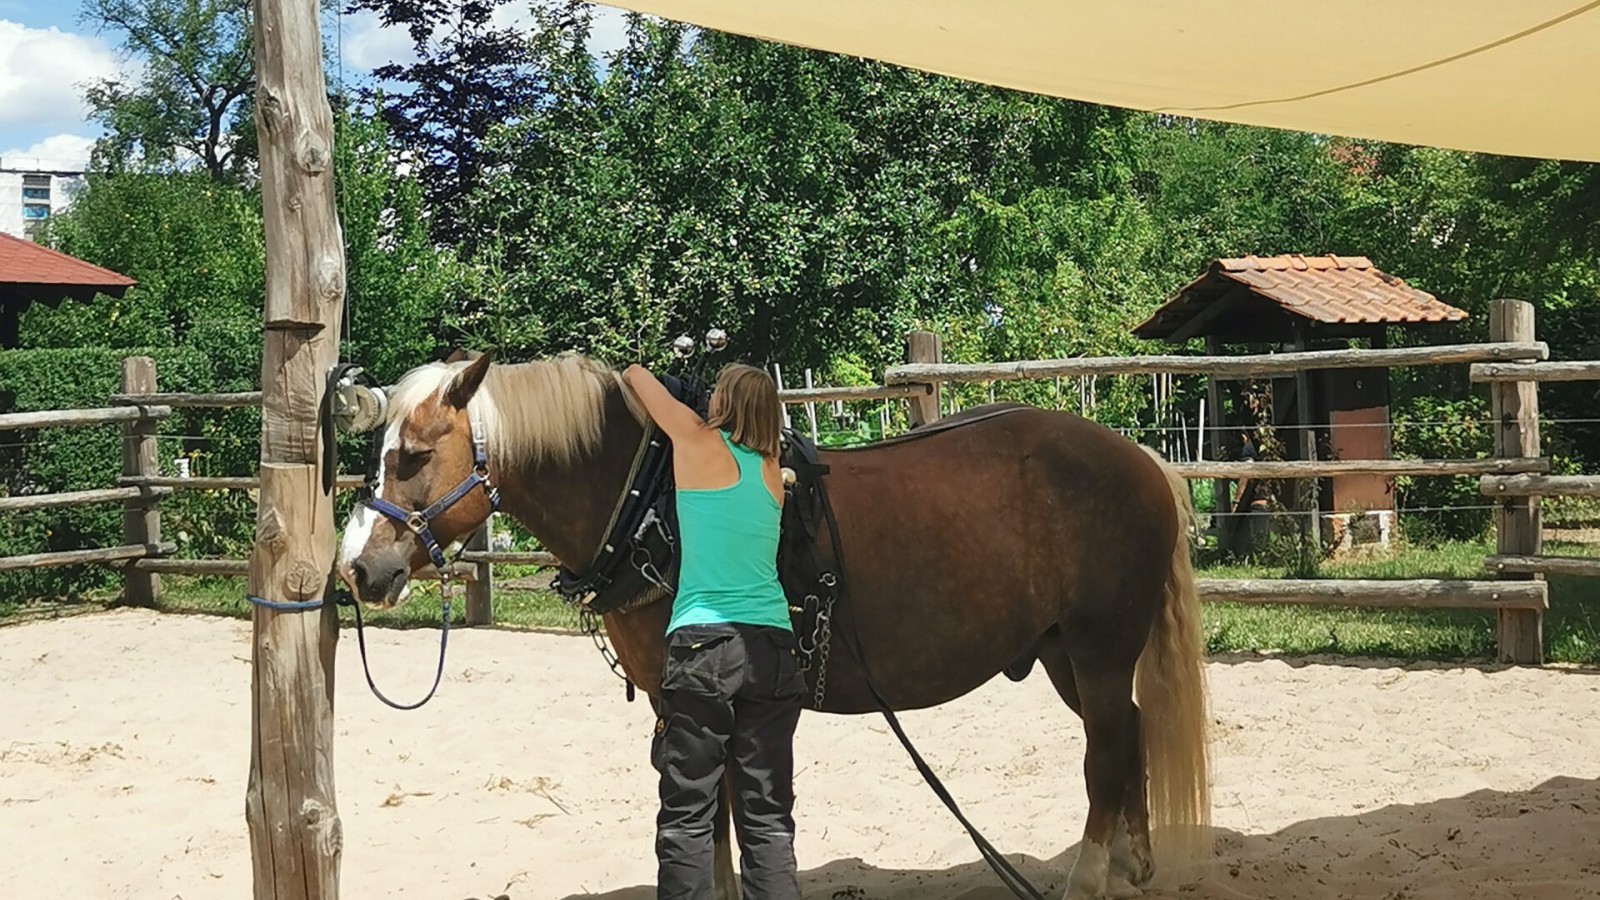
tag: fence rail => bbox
[1197,578,1548,610]
[5,314,1599,663]
[1470,361,1600,383]
[0,405,172,430]
[0,485,171,512]
[1485,554,1600,578]
[1173,458,1548,480]
[884,341,1547,384]
[1480,474,1600,499]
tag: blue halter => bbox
[361,415,500,570]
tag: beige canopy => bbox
[594,0,1600,163]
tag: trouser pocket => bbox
[662,626,739,698]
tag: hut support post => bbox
[1490,299,1543,665]
[1290,323,1322,565]
[1205,336,1227,543]
[244,0,346,895]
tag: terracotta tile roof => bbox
[0,233,135,315]
[1134,254,1467,340]
[0,232,135,290]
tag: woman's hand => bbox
[623,364,705,443]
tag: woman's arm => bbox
[622,364,705,443]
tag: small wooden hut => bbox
[0,233,135,349]
[1133,254,1468,554]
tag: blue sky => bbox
[0,0,631,170]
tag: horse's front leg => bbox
[714,767,740,900]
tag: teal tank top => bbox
[666,431,792,634]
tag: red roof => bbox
[1135,254,1466,340]
[0,232,135,298]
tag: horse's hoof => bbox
[1105,873,1141,899]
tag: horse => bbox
[336,351,1212,900]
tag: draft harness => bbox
[257,354,1046,900]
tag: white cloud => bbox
[0,133,95,170]
[339,10,418,73]
[0,20,119,129]
[338,3,636,78]
[586,5,631,61]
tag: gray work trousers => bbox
[653,623,805,900]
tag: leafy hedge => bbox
[0,347,224,603]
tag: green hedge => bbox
[0,347,221,604]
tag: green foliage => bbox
[335,105,472,375]
[80,0,257,180]
[0,348,214,602]
[31,172,265,372]
[1392,395,1495,543]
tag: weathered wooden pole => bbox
[119,356,162,606]
[1489,299,1543,665]
[245,0,346,895]
[905,330,943,426]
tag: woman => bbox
[622,361,804,900]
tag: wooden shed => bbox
[0,233,135,349]
[1134,254,1468,553]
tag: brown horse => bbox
[337,352,1212,900]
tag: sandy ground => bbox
[4,608,1600,900]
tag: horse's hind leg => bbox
[1038,638,1143,900]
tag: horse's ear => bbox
[443,348,484,364]
[444,352,493,410]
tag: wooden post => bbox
[1289,324,1322,562]
[1490,299,1543,664]
[119,356,162,606]
[905,330,943,427]
[1204,336,1227,537]
[245,0,345,895]
[465,519,493,626]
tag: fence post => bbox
[120,356,161,606]
[1490,299,1543,664]
[905,330,943,427]
[465,519,493,626]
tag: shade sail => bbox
[594,0,1600,162]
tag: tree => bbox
[81,0,258,182]
[343,0,574,242]
[463,21,1145,371]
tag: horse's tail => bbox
[1135,446,1213,867]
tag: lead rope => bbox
[812,486,1048,900]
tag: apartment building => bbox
[0,160,86,240]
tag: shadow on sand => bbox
[552,775,1600,900]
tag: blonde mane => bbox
[386,354,638,470]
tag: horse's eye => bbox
[398,447,434,469]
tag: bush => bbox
[0,347,215,602]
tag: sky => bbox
[0,0,633,171]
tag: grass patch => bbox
[149,572,581,631]
[1198,539,1600,665]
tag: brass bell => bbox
[705,327,728,351]
[781,467,797,486]
[671,335,696,358]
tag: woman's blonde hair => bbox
[706,363,782,458]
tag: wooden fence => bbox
[3,298,1595,663]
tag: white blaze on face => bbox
[337,419,401,579]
